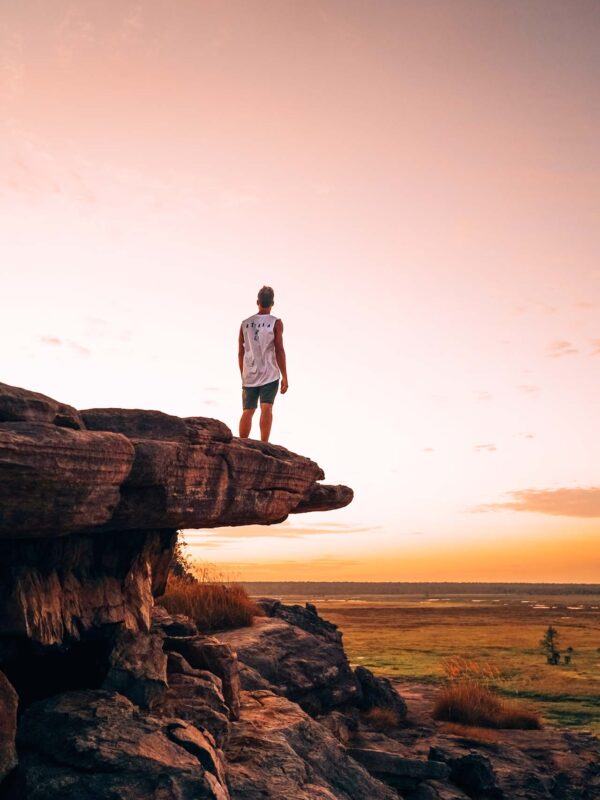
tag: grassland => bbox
[252,588,600,735]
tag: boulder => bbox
[444,753,500,797]
[15,689,230,799]
[0,670,18,783]
[166,635,241,720]
[318,709,359,745]
[215,605,359,715]
[355,665,407,719]
[103,628,167,709]
[225,690,397,800]
[413,782,472,800]
[0,382,82,429]
[347,747,449,792]
[159,671,230,747]
[152,605,198,637]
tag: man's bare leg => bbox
[239,408,255,438]
[259,403,273,442]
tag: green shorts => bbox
[242,379,279,409]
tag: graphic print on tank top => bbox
[241,313,281,387]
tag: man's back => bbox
[241,312,280,388]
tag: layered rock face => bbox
[0,382,356,799]
[0,381,351,646]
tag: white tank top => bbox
[241,313,281,387]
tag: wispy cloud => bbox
[547,340,578,357]
[590,339,600,356]
[474,443,496,452]
[476,486,600,518]
[423,447,435,453]
[39,336,90,356]
[474,391,492,402]
[184,521,377,542]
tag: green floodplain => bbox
[243,583,600,735]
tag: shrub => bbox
[169,533,197,583]
[433,657,541,730]
[158,569,262,633]
[363,706,402,731]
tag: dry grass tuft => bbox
[159,569,261,633]
[433,657,541,730]
[363,706,403,731]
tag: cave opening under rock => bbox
[1,636,113,711]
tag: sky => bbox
[1,0,599,582]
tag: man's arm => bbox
[274,318,288,393]
[238,325,245,379]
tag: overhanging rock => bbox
[0,382,353,645]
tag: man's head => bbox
[257,285,274,310]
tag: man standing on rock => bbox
[238,285,288,442]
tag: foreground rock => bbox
[166,635,242,721]
[355,664,408,719]
[15,690,230,799]
[102,629,168,709]
[215,600,360,715]
[360,680,600,800]
[224,690,396,800]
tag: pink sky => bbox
[1,1,599,581]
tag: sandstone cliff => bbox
[0,382,351,646]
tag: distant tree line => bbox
[242,581,600,597]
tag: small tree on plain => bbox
[540,625,560,665]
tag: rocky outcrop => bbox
[224,690,397,800]
[0,383,351,542]
[160,659,231,748]
[14,690,230,800]
[215,600,360,715]
[0,383,356,797]
[102,629,168,709]
[3,595,599,800]
[0,382,352,648]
